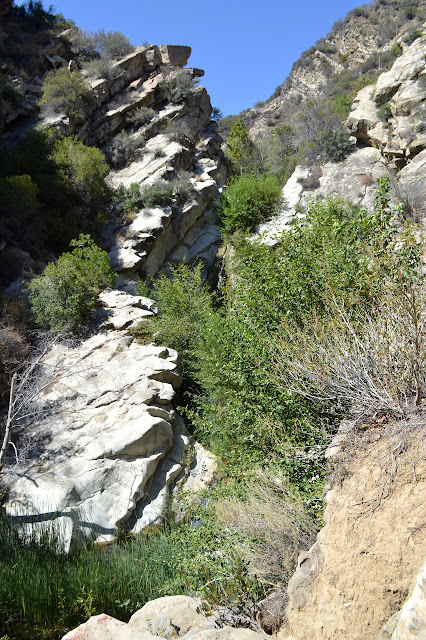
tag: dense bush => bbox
[69,27,134,64]
[296,99,354,164]
[143,182,409,487]
[28,234,116,333]
[82,56,120,80]
[39,68,96,125]
[95,29,134,58]
[114,178,192,219]
[0,174,40,254]
[0,128,111,253]
[318,130,354,162]
[140,178,192,208]
[378,101,392,121]
[11,0,57,26]
[132,262,213,378]
[265,123,298,182]
[218,173,283,232]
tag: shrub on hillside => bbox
[28,234,116,334]
[69,27,133,64]
[318,130,354,162]
[11,0,56,26]
[49,136,111,236]
[95,29,134,59]
[39,68,96,125]
[378,101,392,121]
[226,118,261,176]
[0,128,112,253]
[140,178,192,208]
[0,175,40,253]
[132,262,213,377]
[162,68,197,104]
[82,56,120,81]
[114,178,192,219]
[104,130,146,167]
[127,106,156,130]
[218,174,284,233]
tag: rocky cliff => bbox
[0,34,227,544]
[257,24,426,241]
[3,290,216,549]
[278,415,426,640]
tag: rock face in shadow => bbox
[3,291,216,549]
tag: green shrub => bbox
[139,179,192,208]
[403,28,422,44]
[318,130,354,162]
[11,0,56,26]
[28,234,116,334]
[68,28,99,62]
[333,92,352,115]
[0,175,40,250]
[114,182,143,218]
[378,101,392,121]
[133,262,213,377]
[218,174,283,233]
[39,68,96,125]
[226,118,261,176]
[2,81,24,107]
[211,106,223,121]
[0,128,111,252]
[95,29,134,59]
[49,136,111,236]
[114,178,192,218]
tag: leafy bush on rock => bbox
[28,234,116,334]
[39,69,96,125]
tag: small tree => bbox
[28,234,116,334]
[39,68,96,125]
[226,118,261,176]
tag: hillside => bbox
[233,0,426,141]
[0,2,426,640]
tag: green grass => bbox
[0,500,264,640]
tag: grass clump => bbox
[0,499,266,640]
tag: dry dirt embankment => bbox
[279,415,426,640]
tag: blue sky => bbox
[47,0,365,116]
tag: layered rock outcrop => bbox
[3,291,216,548]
